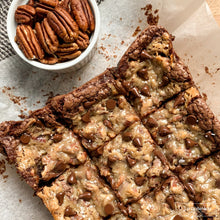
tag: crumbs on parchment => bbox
[141,4,159,25]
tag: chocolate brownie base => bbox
[116,26,194,117]
[179,152,220,219]
[49,69,139,152]
[93,121,172,205]
[127,176,199,219]
[37,160,127,219]
[144,87,220,170]
[0,107,87,190]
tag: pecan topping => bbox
[15,5,36,25]
[15,24,44,60]
[47,6,79,42]
[35,18,59,54]
[71,0,95,32]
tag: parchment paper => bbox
[0,0,220,219]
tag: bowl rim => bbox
[7,0,100,71]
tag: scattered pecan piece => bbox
[71,0,95,32]
[15,5,36,25]
[15,24,44,60]
[35,18,59,54]
[47,6,79,42]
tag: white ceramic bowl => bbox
[7,0,100,73]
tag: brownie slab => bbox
[127,176,199,219]
[179,152,220,219]
[93,121,172,205]
[144,87,220,170]
[37,160,126,220]
[50,69,139,152]
[116,26,194,117]
[0,107,87,190]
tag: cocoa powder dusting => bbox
[141,4,159,25]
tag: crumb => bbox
[202,93,207,101]
[19,199,22,203]
[205,66,213,77]
[0,160,6,175]
[120,17,122,21]
[78,77,81,81]
[132,26,141,37]
[141,4,159,25]
[121,40,125,45]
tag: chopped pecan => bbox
[27,0,35,6]
[56,42,81,61]
[15,5,36,25]
[47,6,79,42]
[76,30,89,50]
[15,24,44,60]
[70,0,95,32]
[35,18,59,54]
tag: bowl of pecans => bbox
[7,0,100,72]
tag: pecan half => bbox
[39,55,58,64]
[35,18,59,54]
[70,0,95,32]
[47,6,79,42]
[56,42,81,61]
[76,30,89,50]
[15,24,44,60]
[15,5,36,25]
[35,0,59,19]
[59,0,71,13]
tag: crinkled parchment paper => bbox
[0,0,220,219]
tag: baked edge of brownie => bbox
[48,67,124,119]
[115,25,194,84]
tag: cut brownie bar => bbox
[116,26,194,117]
[144,87,220,170]
[127,176,199,219]
[93,121,172,204]
[0,107,87,190]
[50,69,139,152]
[37,160,127,219]
[179,152,220,219]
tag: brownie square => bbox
[179,152,220,219]
[127,176,199,219]
[93,121,172,204]
[37,160,126,219]
[116,26,194,117]
[144,87,220,170]
[49,69,139,152]
[0,107,87,190]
